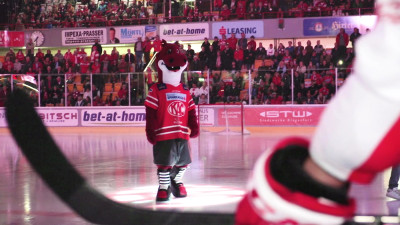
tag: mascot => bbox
[5,1,400,222]
[144,40,199,202]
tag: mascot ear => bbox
[161,40,167,47]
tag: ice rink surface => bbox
[0,127,396,225]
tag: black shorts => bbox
[153,139,192,166]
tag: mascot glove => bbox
[190,126,199,138]
[146,129,156,145]
[188,109,199,138]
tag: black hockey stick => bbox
[5,89,235,225]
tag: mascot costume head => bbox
[155,40,188,86]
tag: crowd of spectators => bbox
[185,28,359,105]
[9,0,375,30]
[0,27,360,106]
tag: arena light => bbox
[337,60,344,65]
[108,184,245,209]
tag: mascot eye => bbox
[168,49,172,54]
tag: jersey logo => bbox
[157,83,167,90]
[166,93,186,101]
[149,88,153,92]
[167,101,186,117]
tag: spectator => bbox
[294,41,304,57]
[35,48,45,62]
[143,36,152,66]
[199,82,209,98]
[277,43,285,56]
[75,94,86,106]
[269,92,283,104]
[101,50,111,73]
[221,44,234,70]
[91,61,101,73]
[90,46,100,64]
[255,42,266,60]
[125,49,135,72]
[247,36,256,51]
[198,94,208,104]
[219,34,227,51]
[236,1,246,19]
[153,35,162,53]
[285,41,295,56]
[186,44,195,66]
[227,33,238,50]
[350,27,361,50]
[16,49,25,63]
[92,39,103,57]
[43,57,52,70]
[13,58,22,73]
[118,60,128,73]
[331,42,341,65]
[80,57,90,74]
[247,2,256,19]
[118,84,128,99]
[45,50,54,62]
[282,49,292,65]
[220,4,231,20]
[26,38,35,56]
[198,46,209,71]
[335,28,349,59]
[296,60,306,75]
[32,57,43,74]
[0,85,10,107]
[64,49,73,63]
[305,40,313,56]
[314,40,324,57]
[54,50,64,63]
[266,44,275,58]
[201,37,211,53]
[6,49,16,63]
[190,83,201,104]
[238,33,247,50]
[135,37,144,71]
[83,87,91,100]
[244,44,255,70]
[234,45,244,69]
[49,85,62,105]
[276,61,287,75]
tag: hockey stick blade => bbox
[5,89,235,225]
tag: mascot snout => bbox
[155,40,188,86]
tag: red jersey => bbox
[227,37,238,50]
[234,49,244,61]
[16,52,25,62]
[219,39,227,51]
[145,83,195,142]
[80,62,90,74]
[153,40,162,52]
[36,52,44,61]
[248,40,256,51]
[319,86,329,96]
[64,52,73,62]
[91,51,100,62]
[143,41,153,52]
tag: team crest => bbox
[167,101,186,117]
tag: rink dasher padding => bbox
[0,105,325,129]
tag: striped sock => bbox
[158,170,171,190]
[173,167,187,184]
